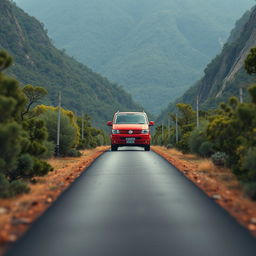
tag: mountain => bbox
[13,0,255,114]
[0,0,142,128]
[157,5,256,123]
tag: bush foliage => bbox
[0,50,107,198]
[154,48,256,199]
[154,87,256,198]
[211,152,228,166]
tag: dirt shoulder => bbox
[152,146,256,237]
[0,146,109,255]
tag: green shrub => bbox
[166,144,173,149]
[0,122,22,176]
[189,130,205,155]
[40,140,55,159]
[66,149,82,157]
[0,51,53,197]
[95,134,105,146]
[157,135,163,146]
[243,182,256,200]
[18,153,33,172]
[0,174,30,198]
[211,152,228,166]
[0,51,26,177]
[79,135,97,149]
[242,148,256,172]
[9,155,52,179]
[11,153,34,179]
[32,158,53,177]
[40,110,77,156]
[176,132,191,153]
[9,180,30,196]
[199,141,214,157]
[22,118,48,157]
[0,174,10,198]
[188,121,212,157]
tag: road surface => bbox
[6,147,256,256]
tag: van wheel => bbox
[144,145,150,151]
[111,145,118,151]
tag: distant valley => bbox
[14,0,255,114]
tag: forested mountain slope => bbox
[14,0,255,114]
[157,6,256,123]
[0,0,142,127]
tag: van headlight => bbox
[141,129,149,134]
[112,129,120,134]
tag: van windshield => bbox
[115,114,147,124]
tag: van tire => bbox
[144,145,150,151]
[111,145,118,151]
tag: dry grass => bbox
[182,154,199,160]
[165,148,182,156]
[197,159,216,173]
[197,159,239,187]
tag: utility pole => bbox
[162,122,164,145]
[168,116,170,142]
[175,113,179,144]
[81,112,84,141]
[56,91,61,157]
[196,95,199,129]
[196,95,200,129]
[239,87,243,103]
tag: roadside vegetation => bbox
[153,47,256,199]
[0,51,108,198]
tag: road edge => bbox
[0,146,110,255]
[152,146,256,237]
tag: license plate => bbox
[126,138,135,144]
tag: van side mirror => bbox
[107,121,113,126]
[149,121,155,126]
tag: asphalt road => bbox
[6,147,256,256]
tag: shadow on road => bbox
[111,146,145,152]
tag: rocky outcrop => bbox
[157,6,256,122]
[198,6,256,104]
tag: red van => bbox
[107,112,154,151]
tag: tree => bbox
[0,51,12,72]
[207,85,256,177]
[171,103,196,153]
[77,115,106,149]
[0,51,52,195]
[245,47,256,75]
[170,103,196,129]
[189,121,213,157]
[0,51,26,175]
[21,84,48,120]
[38,107,78,156]
[22,118,48,157]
